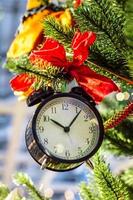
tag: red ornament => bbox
[73,0,84,9]
[10,74,34,92]
[29,31,120,103]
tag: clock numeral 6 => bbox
[78,147,83,155]
[65,150,70,158]
[44,115,50,122]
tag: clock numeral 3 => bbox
[65,150,70,158]
[51,107,57,114]
[62,103,69,110]
[44,138,48,145]
[84,114,89,122]
[44,115,50,122]
[39,126,44,133]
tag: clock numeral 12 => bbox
[62,103,69,110]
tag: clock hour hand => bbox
[50,119,65,129]
[68,110,81,128]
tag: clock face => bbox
[32,94,104,163]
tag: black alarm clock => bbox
[25,87,104,171]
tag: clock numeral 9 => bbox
[44,115,50,122]
[51,107,57,114]
[44,138,48,145]
[65,150,70,158]
[62,103,69,110]
[39,126,44,133]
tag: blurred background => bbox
[0,1,89,199]
[0,1,133,200]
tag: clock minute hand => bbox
[50,119,65,129]
[68,110,81,128]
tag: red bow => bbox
[29,31,120,103]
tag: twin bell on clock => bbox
[25,87,104,171]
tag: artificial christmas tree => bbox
[2,0,133,199]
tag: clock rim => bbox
[32,92,104,164]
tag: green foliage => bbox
[5,55,67,92]
[86,61,132,91]
[103,118,133,156]
[0,184,9,200]
[80,154,130,200]
[80,182,98,200]
[73,0,132,79]
[93,154,130,200]
[43,16,74,48]
[13,173,46,200]
[120,168,133,189]
[120,168,133,199]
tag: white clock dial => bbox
[34,96,101,162]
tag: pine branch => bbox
[93,154,130,200]
[74,1,132,79]
[103,118,133,156]
[74,6,127,66]
[94,0,126,48]
[0,184,9,200]
[120,168,133,189]
[5,55,67,91]
[80,183,99,200]
[86,61,132,90]
[75,0,126,50]
[43,16,74,48]
[13,173,47,200]
[120,168,133,199]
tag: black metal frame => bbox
[32,89,104,164]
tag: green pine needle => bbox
[80,182,99,200]
[43,16,74,48]
[103,118,133,156]
[5,55,67,92]
[93,154,130,200]
[86,60,132,91]
[74,0,132,79]
[120,168,133,189]
[13,173,46,200]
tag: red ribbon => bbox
[29,31,120,103]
